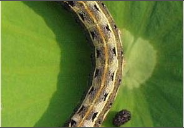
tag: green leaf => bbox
[2,1,182,127]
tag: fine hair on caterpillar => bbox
[60,1,124,127]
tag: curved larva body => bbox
[62,1,124,127]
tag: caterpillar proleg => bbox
[61,1,124,127]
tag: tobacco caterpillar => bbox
[61,1,124,127]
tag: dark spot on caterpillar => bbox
[110,72,115,81]
[98,120,101,124]
[105,25,111,32]
[112,47,116,56]
[94,4,100,11]
[79,12,85,21]
[103,93,108,101]
[121,50,124,56]
[70,119,77,127]
[78,105,85,114]
[90,31,97,40]
[96,49,101,58]
[113,110,131,127]
[101,2,105,7]
[94,118,102,127]
[119,78,122,83]
[107,102,113,109]
[94,69,100,77]
[67,1,75,6]
[114,24,117,29]
[92,112,98,122]
[88,87,94,94]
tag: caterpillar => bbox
[61,1,124,127]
